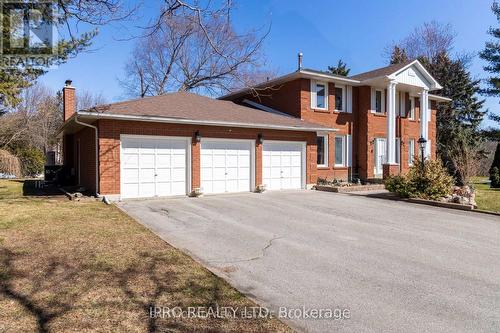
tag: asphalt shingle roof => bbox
[84,91,331,131]
[349,61,414,81]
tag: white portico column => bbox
[419,89,429,157]
[386,81,398,165]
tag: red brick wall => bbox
[234,79,302,118]
[299,79,354,180]
[97,119,317,195]
[237,78,355,181]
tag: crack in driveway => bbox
[208,235,283,264]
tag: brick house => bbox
[59,59,450,200]
[223,59,450,181]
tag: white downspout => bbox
[74,115,100,196]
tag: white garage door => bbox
[201,140,253,194]
[263,141,305,190]
[121,136,189,199]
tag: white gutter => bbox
[76,110,337,132]
[74,115,99,196]
[428,94,452,102]
[298,69,360,84]
[220,71,361,100]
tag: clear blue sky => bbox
[40,0,499,126]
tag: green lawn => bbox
[0,180,291,333]
[472,177,500,213]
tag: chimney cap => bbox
[297,52,303,70]
[65,79,72,87]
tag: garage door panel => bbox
[171,181,186,195]
[200,140,252,194]
[291,177,301,188]
[212,180,225,193]
[171,154,186,167]
[201,154,212,166]
[212,167,226,180]
[155,154,171,168]
[139,182,155,197]
[263,142,304,191]
[201,167,212,181]
[122,183,139,198]
[156,168,171,182]
[291,154,301,166]
[121,136,188,199]
[291,166,302,177]
[140,168,155,183]
[123,154,139,168]
[171,167,185,180]
[123,169,139,183]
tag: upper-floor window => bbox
[375,90,383,113]
[335,86,344,111]
[311,81,328,110]
[317,135,328,167]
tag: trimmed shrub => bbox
[385,158,454,200]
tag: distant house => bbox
[59,59,450,200]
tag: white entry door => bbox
[121,136,189,199]
[263,141,305,190]
[374,138,386,176]
[200,139,253,194]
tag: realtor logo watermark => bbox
[149,305,351,321]
[0,0,57,68]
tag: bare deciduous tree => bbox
[120,2,271,97]
[76,90,108,110]
[0,84,106,155]
[385,21,456,61]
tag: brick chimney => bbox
[63,79,75,121]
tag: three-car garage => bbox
[120,135,306,199]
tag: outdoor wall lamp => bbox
[257,133,264,144]
[195,131,201,143]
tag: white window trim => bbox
[371,88,385,114]
[408,139,415,166]
[334,135,346,167]
[311,80,328,110]
[408,97,415,120]
[317,134,329,168]
[334,84,345,112]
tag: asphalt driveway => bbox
[118,190,500,333]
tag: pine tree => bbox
[327,60,350,76]
[490,143,500,186]
[390,46,409,64]
[421,53,487,184]
[0,1,115,109]
[479,2,500,98]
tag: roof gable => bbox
[349,59,442,90]
[388,60,441,90]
